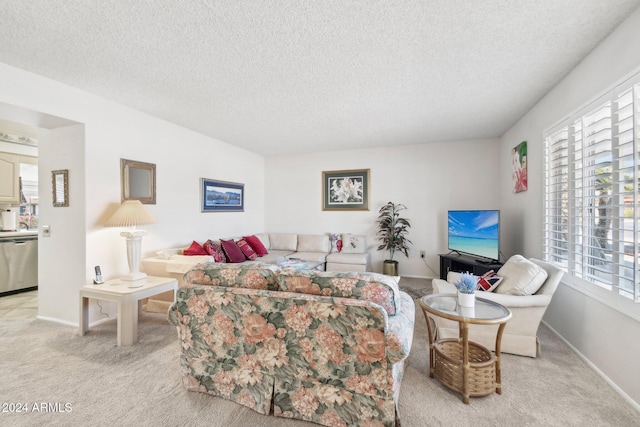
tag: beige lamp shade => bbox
[105,200,156,228]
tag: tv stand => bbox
[438,253,503,280]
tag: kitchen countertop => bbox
[0,230,38,238]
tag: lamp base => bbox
[122,272,147,282]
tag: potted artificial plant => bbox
[454,272,477,307]
[376,202,412,276]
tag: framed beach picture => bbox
[512,141,527,193]
[322,169,370,211]
[200,178,244,212]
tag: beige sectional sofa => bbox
[142,233,370,311]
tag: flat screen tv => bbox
[448,210,500,262]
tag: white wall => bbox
[0,62,265,325]
[37,125,86,322]
[499,7,640,407]
[265,139,501,277]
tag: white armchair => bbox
[432,258,563,357]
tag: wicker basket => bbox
[434,339,496,397]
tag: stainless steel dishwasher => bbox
[0,235,38,295]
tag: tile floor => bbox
[0,290,38,319]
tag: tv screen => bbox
[448,210,500,261]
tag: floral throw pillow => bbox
[203,240,226,263]
[329,233,343,252]
[341,234,365,253]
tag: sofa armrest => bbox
[476,291,551,308]
[432,278,457,294]
[386,291,415,365]
[433,278,551,308]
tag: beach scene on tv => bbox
[448,210,500,260]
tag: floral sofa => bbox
[167,262,415,427]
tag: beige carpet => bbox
[1,279,639,427]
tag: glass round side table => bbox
[419,293,512,403]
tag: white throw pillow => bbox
[341,234,366,253]
[495,255,548,296]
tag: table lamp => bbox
[104,200,156,283]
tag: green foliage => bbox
[376,201,412,261]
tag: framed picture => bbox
[512,141,527,193]
[200,178,244,212]
[322,169,370,211]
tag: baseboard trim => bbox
[37,314,117,328]
[36,315,76,327]
[542,320,640,414]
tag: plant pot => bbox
[457,292,475,308]
[383,260,399,276]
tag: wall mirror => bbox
[121,158,156,204]
[52,169,69,207]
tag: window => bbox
[543,71,640,310]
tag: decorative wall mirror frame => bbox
[52,169,69,207]
[121,158,156,204]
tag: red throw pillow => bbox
[236,239,258,260]
[243,235,268,256]
[220,239,246,263]
[183,241,208,256]
[203,239,226,263]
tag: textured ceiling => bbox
[1,1,639,156]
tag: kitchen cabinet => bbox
[0,152,20,204]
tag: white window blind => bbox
[543,73,640,304]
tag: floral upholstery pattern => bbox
[277,269,402,315]
[168,280,415,427]
[182,262,281,291]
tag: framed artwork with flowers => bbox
[322,169,370,211]
[512,141,527,193]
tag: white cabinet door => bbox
[0,153,20,203]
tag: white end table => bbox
[79,276,178,346]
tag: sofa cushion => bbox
[237,238,258,260]
[277,270,401,315]
[203,240,226,263]
[243,235,268,256]
[289,252,327,263]
[496,255,548,295]
[326,252,369,265]
[183,262,281,290]
[341,234,366,253]
[183,240,208,256]
[297,234,330,253]
[269,233,298,251]
[220,239,246,263]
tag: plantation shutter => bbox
[543,124,570,268]
[543,73,640,303]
